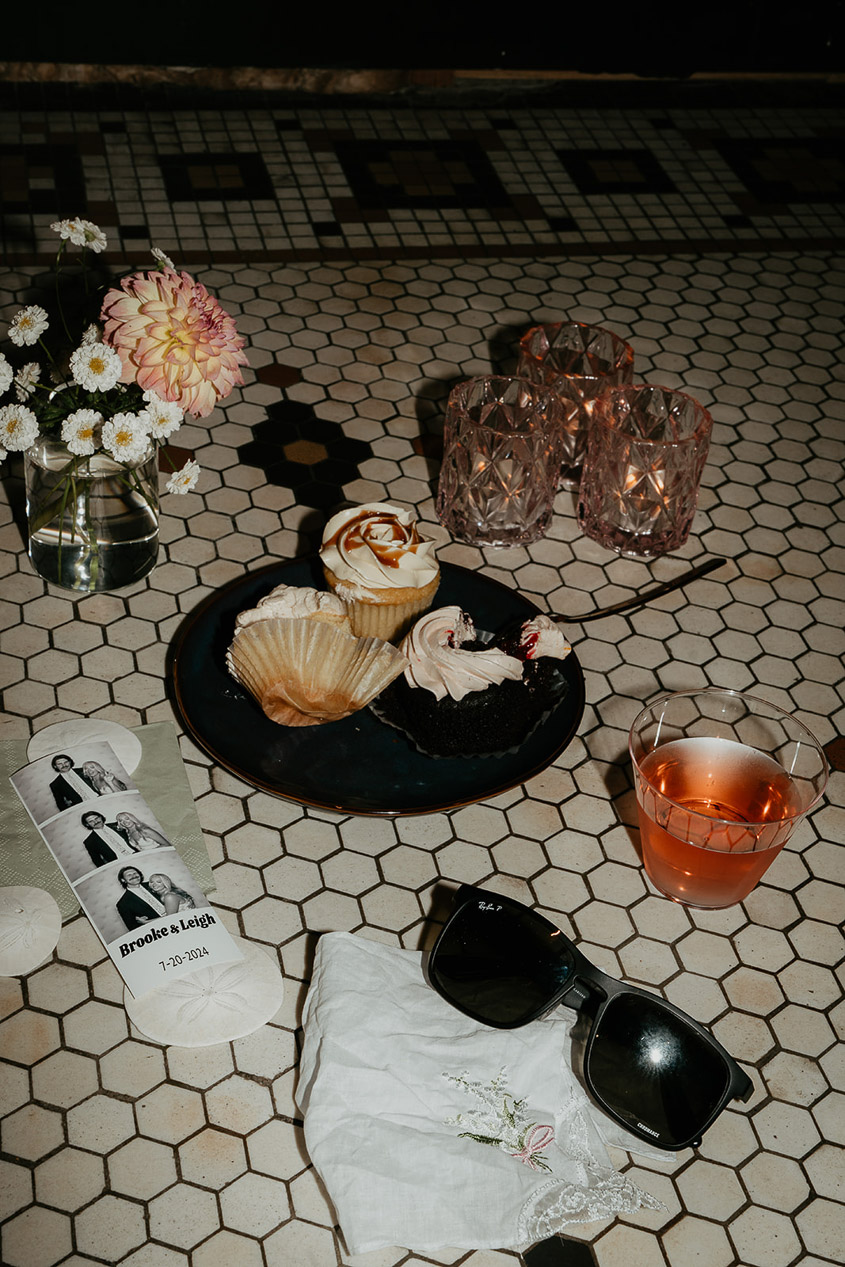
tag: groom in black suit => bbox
[49,754,97,811]
[81,811,133,867]
[116,867,163,930]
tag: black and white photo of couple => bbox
[74,855,210,945]
[49,753,128,810]
[82,809,171,866]
[115,865,197,929]
[11,740,139,828]
[40,800,175,884]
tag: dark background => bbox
[3,2,843,73]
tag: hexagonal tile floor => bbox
[0,78,843,1267]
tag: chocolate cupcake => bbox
[371,606,571,758]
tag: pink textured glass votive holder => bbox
[577,384,712,558]
[517,321,634,487]
[436,375,565,547]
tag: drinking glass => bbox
[577,384,712,558]
[435,376,565,547]
[629,689,829,909]
[517,321,634,486]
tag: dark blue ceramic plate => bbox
[170,558,585,817]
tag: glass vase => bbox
[25,435,160,592]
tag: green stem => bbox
[37,334,60,373]
[54,241,74,344]
[84,475,99,588]
[157,444,179,473]
[123,447,160,512]
[54,461,76,574]
[28,453,82,536]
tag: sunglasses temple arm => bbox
[735,1069,754,1103]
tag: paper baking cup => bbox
[227,616,408,726]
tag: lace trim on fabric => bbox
[516,1088,664,1245]
[443,1068,664,1246]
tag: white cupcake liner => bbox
[226,617,408,726]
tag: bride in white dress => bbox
[114,811,170,851]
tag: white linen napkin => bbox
[297,932,663,1256]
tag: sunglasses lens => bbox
[431,900,573,1026]
[587,994,731,1147]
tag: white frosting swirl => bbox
[235,583,347,630]
[400,606,523,701]
[517,615,571,661]
[320,503,438,594]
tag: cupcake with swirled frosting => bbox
[320,503,440,643]
[371,605,571,757]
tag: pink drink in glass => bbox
[629,691,828,909]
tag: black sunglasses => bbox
[428,885,753,1151]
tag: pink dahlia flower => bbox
[100,270,248,418]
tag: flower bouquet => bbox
[0,219,248,591]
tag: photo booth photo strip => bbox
[11,742,243,999]
[0,722,215,923]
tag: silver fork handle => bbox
[552,557,727,623]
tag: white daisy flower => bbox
[14,362,41,401]
[0,445,6,463]
[9,305,49,347]
[61,408,102,457]
[166,459,200,495]
[80,220,108,253]
[51,218,81,242]
[143,390,183,439]
[69,341,123,393]
[0,353,12,395]
[152,246,175,270]
[81,323,101,345]
[50,217,107,252]
[0,403,40,452]
[101,412,150,463]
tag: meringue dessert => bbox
[226,582,408,727]
[320,502,440,643]
[371,605,572,758]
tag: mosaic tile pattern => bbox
[237,402,374,510]
[1,83,844,264]
[1,82,844,1267]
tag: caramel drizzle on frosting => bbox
[323,509,423,569]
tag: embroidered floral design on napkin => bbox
[443,1068,556,1172]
